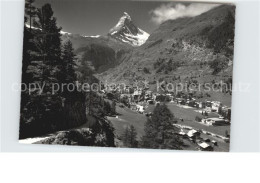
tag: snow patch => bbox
[19,137,49,144]
[25,24,72,35]
[83,35,101,38]
[119,28,149,46]
[60,30,71,35]
[25,24,41,30]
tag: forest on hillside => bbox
[20,0,116,147]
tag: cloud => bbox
[150,3,220,24]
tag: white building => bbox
[187,129,200,138]
[211,101,222,112]
[201,118,226,126]
[198,142,213,151]
[136,105,144,113]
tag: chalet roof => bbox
[187,129,198,137]
[207,118,225,122]
[198,142,210,149]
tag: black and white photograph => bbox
[18,0,236,152]
[2,0,260,182]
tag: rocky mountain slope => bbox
[25,23,133,73]
[98,5,235,86]
[60,12,149,73]
[62,34,132,73]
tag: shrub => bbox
[143,67,150,74]
[195,116,202,122]
[209,58,228,75]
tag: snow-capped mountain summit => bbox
[108,12,149,46]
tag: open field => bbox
[181,128,229,152]
[197,91,232,107]
[107,102,229,151]
[200,133,229,151]
[108,104,147,140]
[179,120,230,137]
[145,103,230,137]
[20,102,229,151]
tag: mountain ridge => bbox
[108,12,149,46]
[97,5,235,85]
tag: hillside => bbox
[61,12,150,73]
[97,5,235,86]
[61,34,132,73]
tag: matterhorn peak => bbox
[108,12,149,46]
[123,12,131,20]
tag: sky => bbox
[34,0,220,36]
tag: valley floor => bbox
[108,101,230,152]
[19,101,230,152]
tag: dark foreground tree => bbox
[61,40,77,84]
[141,103,182,149]
[111,100,117,115]
[19,3,84,138]
[20,2,116,148]
[121,125,138,148]
[25,0,36,32]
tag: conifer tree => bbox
[121,125,138,148]
[129,125,138,147]
[61,40,77,84]
[111,101,116,115]
[122,126,130,146]
[20,0,38,138]
[32,3,63,93]
[25,0,36,32]
[20,3,64,138]
[34,3,62,67]
[141,104,182,149]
